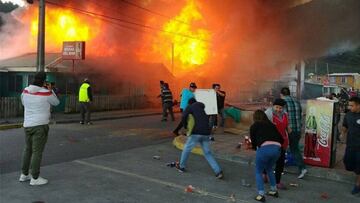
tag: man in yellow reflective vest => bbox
[79,78,93,125]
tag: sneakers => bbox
[215,171,224,179]
[19,174,32,182]
[87,122,93,125]
[276,183,288,190]
[254,195,266,202]
[30,177,48,186]
[174,162,186,173]
[175,164,186,173]
[298,169,308,179]
[80,121,84,125]
[267,190,279,198]
[351,185,360,195]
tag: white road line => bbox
[74,160,250,203]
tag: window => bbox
[329,77,336,84]
[16,75,23,92]
[8,75,15,91]
[341,77,347,84]
[7,74,24,92]
[28,75,34,85]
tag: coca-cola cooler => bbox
[303,99,339,168]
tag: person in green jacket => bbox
[79,78,93,125]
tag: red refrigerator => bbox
[303,99,338,168]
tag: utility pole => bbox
[171,43,174,75]
[36,0,46,72]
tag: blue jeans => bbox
[255,145,281,195]
[179,134,222,174]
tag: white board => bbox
[194,89,218,115]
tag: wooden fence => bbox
[0,97,23,119]
[0,94,152,119]
[64,95,149,113]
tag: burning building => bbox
[0,0,359,107]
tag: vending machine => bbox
[303,99,339,168]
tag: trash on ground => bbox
[153,155,161,160]
[289,183,299,187]
[320,192,329,199]
[185,185,195,193]
[241,179,251,187]
[166,161,178,167]
[229,194,236,202]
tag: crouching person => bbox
[250,110,284,202]
[19,72,60,186]
[176,100,224,179]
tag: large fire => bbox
[29,7,99,51]
[151,0,211,73]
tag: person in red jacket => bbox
[265,98,290,190]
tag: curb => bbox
[0,112,162,131]
[0,123,23,131]
[172,136,355,185]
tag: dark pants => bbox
[275,148,286,184]
[289,131,306,172]
[209,108,225,127]
[21,125,49,179]
[162,102,174,121]
[173,109,184,134]
[80,102,91,123]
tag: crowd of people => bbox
[18,72,359,202]
[159,82,359,202]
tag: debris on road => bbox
[185,185,195,193]
[289,183,299,187]
[320,192,329,200]
[153,155,161,160]
[241,179,251,187]
[229,194,236,202]
[166,161,178,167]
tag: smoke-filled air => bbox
[1,0,359,100]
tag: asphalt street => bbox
[0,115,176,174]
[0,115,359,202]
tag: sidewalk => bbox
[0,108,163,130]
[173,129,355,185]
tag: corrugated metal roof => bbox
[0,53,63,72]
[328,73,360,76]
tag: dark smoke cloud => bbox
[189,0,360,101]
[1,0,359,101]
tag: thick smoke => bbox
[0,0,359,101]
[188,0,360,101]
[0,8,34,59]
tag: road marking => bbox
[74,160,250,202]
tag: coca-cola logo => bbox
[318,114,331,147]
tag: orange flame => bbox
[151,0,211,74]
[29,7,100,52]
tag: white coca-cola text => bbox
[318,114,331,147]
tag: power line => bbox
[119,0,189,25]
[45,0,209,42]
[84,0,145,24]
